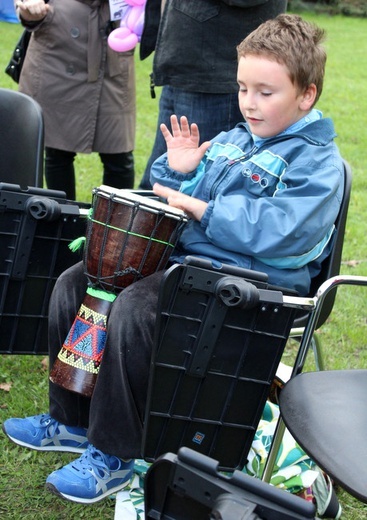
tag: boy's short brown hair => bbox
[237,14,326,104]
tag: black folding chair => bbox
[279,275,367,504]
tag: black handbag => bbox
[5,29,31,84]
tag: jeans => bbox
[48,262,165,458]
[139,86,243,189]
[45,147,135,200]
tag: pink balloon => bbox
[125,0,145,6]
[108,26,139,52]
[126,6,145,38]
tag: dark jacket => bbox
[140,0,287,94]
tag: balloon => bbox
[126,5,145,38]
[108,26,139,53]
[108,1,146,53]
[125,0,145,5]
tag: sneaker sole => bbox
[45,478,132,504]
[4,429,87,454]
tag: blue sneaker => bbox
[2,414,88,453]
[45,444,134,503]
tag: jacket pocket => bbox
[173,0,220,23]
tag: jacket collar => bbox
[239,117,337,147]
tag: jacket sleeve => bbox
[150,153,199,190]
[201,151,344,267]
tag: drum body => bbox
[85,186,188,291]
[49,187,187,397]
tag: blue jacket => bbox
[150,119,344,295]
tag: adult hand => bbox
[160,115,211,174]
[153,183,208,222]
[17,0,50,22]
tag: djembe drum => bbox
[49,186,188,397]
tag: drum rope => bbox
[88,217,178,247]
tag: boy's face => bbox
[237,55,315,139]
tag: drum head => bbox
[96,185,187,220]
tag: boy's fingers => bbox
[152,183,173,203]
[160,123,170,137]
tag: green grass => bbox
[1,12,367,519]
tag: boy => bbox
[2,15,343,505]
[151,13,344,296]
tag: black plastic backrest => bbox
[293,159,352,329]
[0,88,44,188]
[143,262,298,470]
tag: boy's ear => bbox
[300,83,317,110]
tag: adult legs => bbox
[138,85,243,189]
[45,147,76,200]
[100,151,135,189]
[45,149,135,201]
[48,262,164,459]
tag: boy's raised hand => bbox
[160,115,211,174]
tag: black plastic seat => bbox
[279,275,367,504]
[263,274,364,484]
[280,369,367,504]
[0,88,44,188]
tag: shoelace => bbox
[71,445,113,479]
[40,415,61,439]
